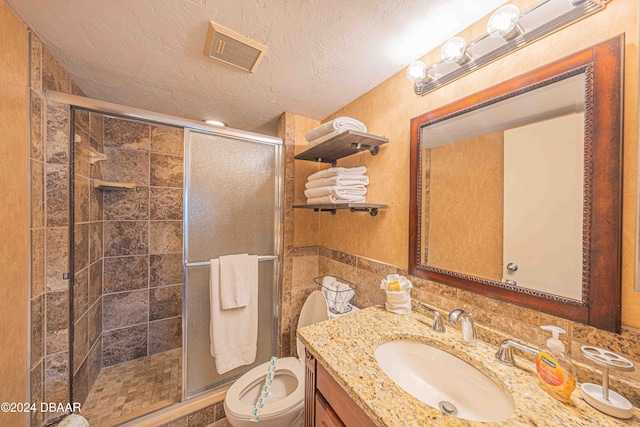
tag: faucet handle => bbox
[418,303,445,333]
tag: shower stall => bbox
[60,92,282,426]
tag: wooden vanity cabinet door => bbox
[315,362,377,427]
[315,393,346,427]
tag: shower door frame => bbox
[182,128,284,400]
[45,89,284,411]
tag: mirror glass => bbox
[421,74,585,301]
[409,36,623,332]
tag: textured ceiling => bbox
[8,0,506,135]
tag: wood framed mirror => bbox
[409,35,623,333]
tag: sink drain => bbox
[438,401,458,416]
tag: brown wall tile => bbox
[45,100,70,164]
[104,221,149,256]
[104,117,150,151]
[46,163,69,227]
[30,32,42,95]
[149,221,182,254]
[87,299,102,348]
[44,352,69,406]
[46,290,69,354]
[103,290,149,331]
[30,93,43,161]
[89,221,103,264]
[89,186,103,221]
[150,253,182,287]
[31,228,45,297]
[104,187,150,220]
[103,255,149,293]
[41,46,70,94]
[150,285,182,321]
[151,125,184,156]
[31,295,44,368]
[31,160,44,228]
[104,147,150,186]
[73,313,88,373]
[149,317,182,355]
[46,227,69,292]
[89,113,103,143]
[74,175,90,223]
[31,361,44,427]
[74,223,89,272]
[73,267,88,319]
[102,324,147,367]
[88,260,102,306]
[150,187,183,220]
[150,153,183,188]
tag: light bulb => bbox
[441,37,468,64]
[406,61,427,83]
[487,4,521,39]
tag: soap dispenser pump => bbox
[535,326,576,403]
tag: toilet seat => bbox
[224,291,334,425]
[224,357,304,420]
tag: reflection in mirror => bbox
[409,36,623,332]
[422,74,585,301]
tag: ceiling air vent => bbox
[203,22,268,73]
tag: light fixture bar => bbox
[414,0,605,96]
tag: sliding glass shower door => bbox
[183,129,282,398]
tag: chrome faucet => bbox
[418,303,445,333]
[495,339,540,365]
[447,309,476,346]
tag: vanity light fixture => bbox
[407,0,607,96]
[486,4,523,41]
[205,119,227,127]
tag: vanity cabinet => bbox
[305,350,377,427]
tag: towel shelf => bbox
[293,203,388,217]
[294,130,388,166]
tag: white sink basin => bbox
[374,340,515,422]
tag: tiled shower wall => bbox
[29,31,85,425]
[71,110,105,405]
[100,115,184,367]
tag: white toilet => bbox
[224,290,357,427]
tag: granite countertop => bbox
[297,306,640,427]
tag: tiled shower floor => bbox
[82,348,182,426]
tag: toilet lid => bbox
[296,291,329,359]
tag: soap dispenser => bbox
[535,326,576,403]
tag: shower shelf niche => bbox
[93,180,136,191]
[293,203,387,216]
[294,130,388,166]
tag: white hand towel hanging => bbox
[219,254,254,309]
[209,256,259,374]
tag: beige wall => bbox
[0,1,30,425]
[316,0,640,328]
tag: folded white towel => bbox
[304,186,367,199]
[305,117,367,142]
[307,130,340,149]
[307,166,367,182]
[209,257,258,374]
[219,254,255,309]
[305,175,369,189]
[307,195,366,204]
